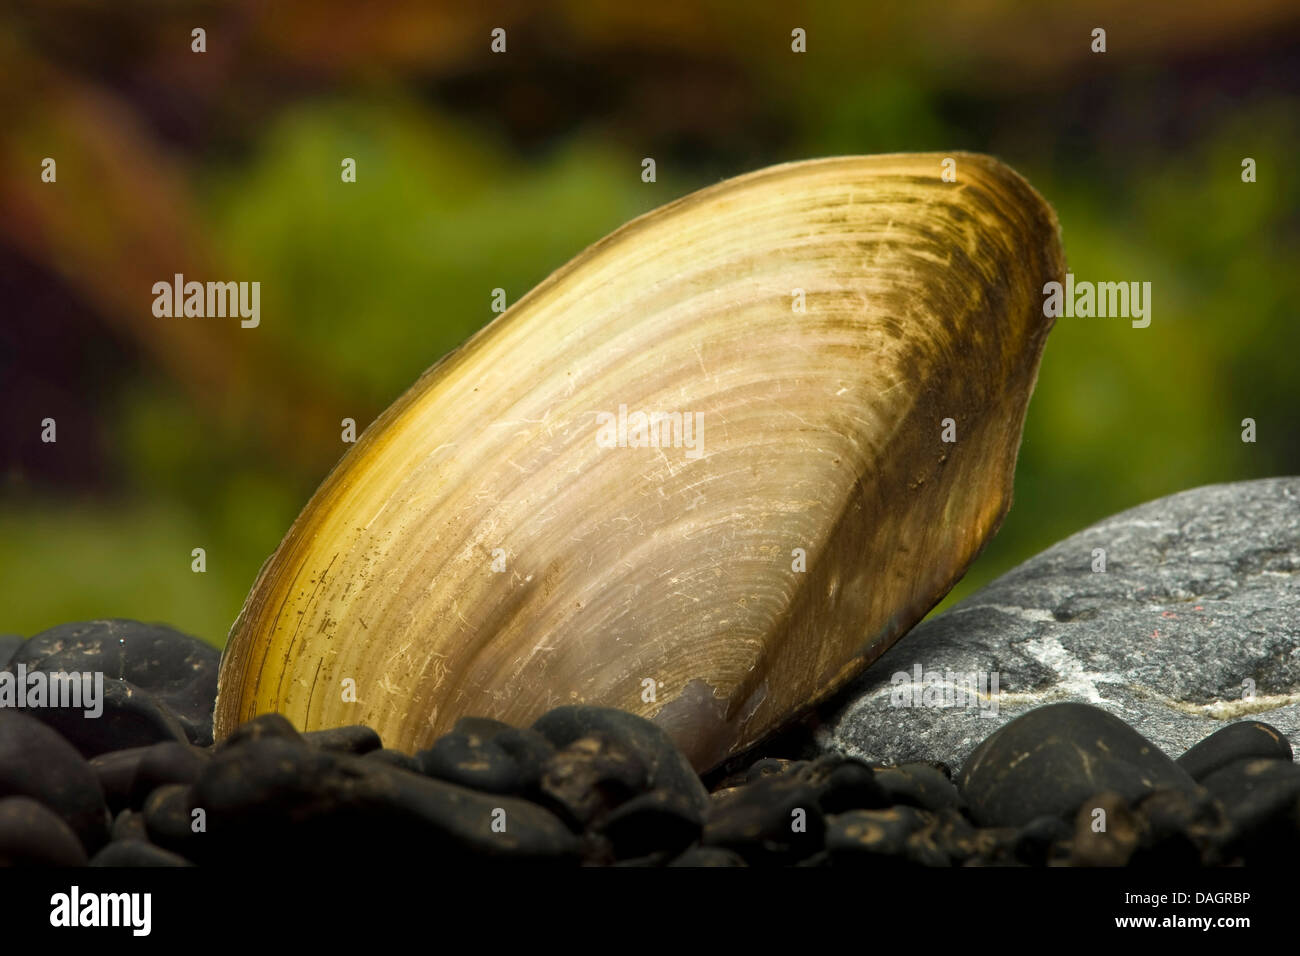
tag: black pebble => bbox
[816,759,889,814]
[1130,788,1222,867]
[703,772,825,864]
[597,788,704,859]
[8,619,219,751]
[931,809,1008,865]
[538,733,650,828]
[1200,757,1300,863]
[873,762,964,812]
[609,849,679,867]
[0,796,88,866]
[669,845,747,866]
[215,713,304,751]
[91,741,209,813]
[418,718,553,796]
[824,806,932,866]
[10,677,190,758]
[421,732,526,793]
[1069,791,1145,866]
[130,742,209,808]
[958,702,1198,827]
[533,706,708,815]
[194,737,578,865]
[111,808,149,842]
[745,758,804,782]
[89,839,194,867]
[364,748,423,773]
[1176,721,1294,782]
[902,814,952,867]
[1010,814,1073,866]
[0,710,109,852]
[303,725,382,755]
[142,784,203,860]
[90,747,151,814]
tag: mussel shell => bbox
[215,153,1064,769]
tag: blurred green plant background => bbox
[2,1,1298,646]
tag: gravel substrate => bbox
[2,619,1298,867]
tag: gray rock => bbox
[818,478,1300,767]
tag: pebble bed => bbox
[2,620,1298,867]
